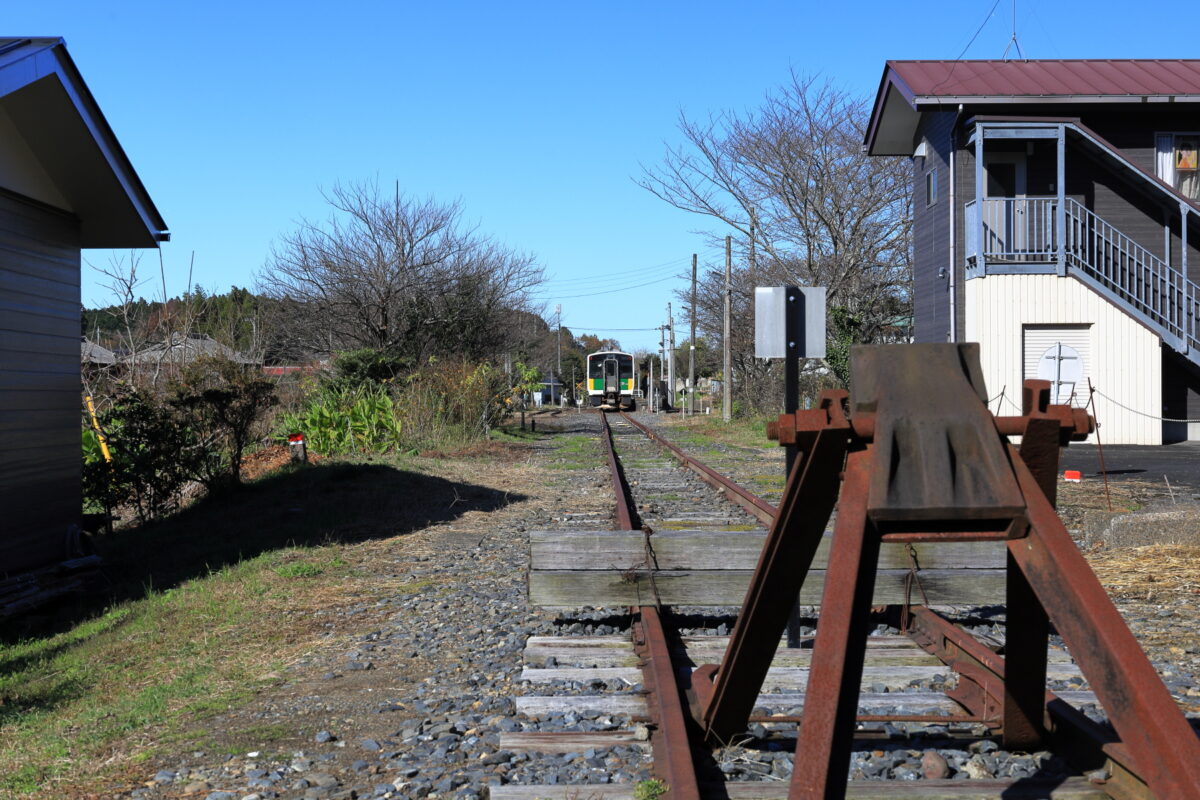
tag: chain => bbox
[900,543,931,632]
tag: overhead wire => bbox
[541,256,692,287]
[537,271,686,300]
[534,265,691,296]
[929,0,1005,98]
[561,324,660,331]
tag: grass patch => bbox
[489,423,548,443]
[275,562,324,578]
[0,554,294,795]
[546,433,600,471]
[672,415,776,450]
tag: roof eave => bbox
[0,38,168,247]
[865,63,920,157]
[915,94,1200,106]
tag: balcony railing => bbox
[965,196,1200,358]
[964,197,1058,264]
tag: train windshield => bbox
[589,353,633,381]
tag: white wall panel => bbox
[965,274,1162,444]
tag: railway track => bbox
[509,412,1097,800]
[498,360,1199,800]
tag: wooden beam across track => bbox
[529,529,1008,608]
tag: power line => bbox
[561,324,660,331]
[539,260,691,292]
[542,256,690,284]
[533,272,686,300]
[929,0,1004,97]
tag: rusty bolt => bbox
[1070,407,1095,440]
[773,413,798,446]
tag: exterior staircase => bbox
[966,195,1200,368]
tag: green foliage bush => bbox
[170,356,279,490]
[274,383,405,455]
[83,388,196,524]
[276,352,512,455]
[327,347,412,388]
[824,306,862,389]
[83,357,281,521]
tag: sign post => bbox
[755,285,826,646]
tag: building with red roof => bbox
[867,59,1200,444]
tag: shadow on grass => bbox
[2,460,526,641]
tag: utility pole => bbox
[659,324,668,411]
[690,253,697,415]
[667,303,676,411]
[723,235,732,421]
[555,304,562,396]
[649,354,655,413]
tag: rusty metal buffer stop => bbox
[688,343,1200,800]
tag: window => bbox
[1155,133,1200,200]
[925,167,938,207]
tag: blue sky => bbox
[7,1,1178,351]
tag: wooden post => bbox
[723,235,732,421]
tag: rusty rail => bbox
[596,363,1196,800]
[599,412,637,531]
[618,411,777,525]
[597,410,701,800]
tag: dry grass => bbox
[1087,544,1200,598]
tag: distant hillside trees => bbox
[258,180,544,366]
[84,251,268,363]
[638,74,911,410]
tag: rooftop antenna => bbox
[1002,0,1026,60]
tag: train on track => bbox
[586,350,636,411]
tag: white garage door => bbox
[1023,324,1091,407]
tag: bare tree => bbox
[258,180,544,364]
[638,74,911,408]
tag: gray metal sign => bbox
[754,286,826,359]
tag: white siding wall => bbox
[964,274,1162,444]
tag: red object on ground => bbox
[1064,470,1083,482]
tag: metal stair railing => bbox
[1062,198,1197,356]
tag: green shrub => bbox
[328,347,412,388]
[170,356,279,490]
[274,383,405,455]
[275,354,511,455]
[83,388,197,524]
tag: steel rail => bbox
[599,411,637,531]
[598,411,701,800]
[618,411,778,525]
[906,606,1154,800]
[634,607,703,800]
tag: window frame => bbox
[1155,131,1200,200]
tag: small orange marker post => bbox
[1063,470,1082,482]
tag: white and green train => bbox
[587,350,635,411]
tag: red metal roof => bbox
[888,59,1200,99]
